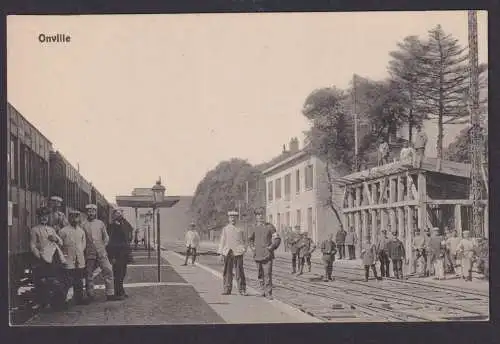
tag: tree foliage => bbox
[190,158,263,232]
[418,25,469,158]
[388,35,429,141]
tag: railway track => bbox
[167,243,489,322]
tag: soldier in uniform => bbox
[296,231,316,275]
[288,225,302,273]
[48,196,68,234]
[361,236,381,282]
[182,222,201,266]
[412,228,430,277]
[387,231,406,279]
[376,229,391,278]
[320,233,337,281]
[59,210,90,305]
[30,206,67,311]
[82,204,122,301]
[247,208,281,299]
[456,231,477,281]
[335,227,347,260]
[107,209,132,298]
[218,210,247,295]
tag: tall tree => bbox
[419,25,469,158]
[388,35,429,141]
[302,87,354,230]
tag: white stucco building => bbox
[263,138,346,251]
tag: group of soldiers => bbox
[28,196,132,312]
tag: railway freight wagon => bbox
[7,103,52,304]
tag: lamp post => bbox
[145,210,153,259]
[152,178,166,282]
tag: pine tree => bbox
[418,25,469,158]
[387,35,429,142]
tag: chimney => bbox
[289,137,299,153]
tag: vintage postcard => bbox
[7,11,489,326]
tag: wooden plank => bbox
[343,200,419,213]
[371,209,377,244]
[454,204,462,236]
[426,199,488,205]
[484,204,488,239]
[379,178,388,203]
[355,187,362,254]
[406,206,414,274]
[417,172,427,231]
[362,210,369,241]
[389,178,397,232]
[363,182,374,205]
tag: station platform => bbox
[23,248,317,326]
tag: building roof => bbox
[262,149,310,175]
[335,157,471,186]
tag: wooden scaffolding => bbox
[337,157,488,272]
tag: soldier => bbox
[345,227,358,260]
[82,204,122,301]
[456,231,477,281]
[361,236,381,282]
[30,206,67,311]
[107,209,132,298]
[446,230,462,277]
[378,139,390,166]
[296,231,316,275]
[218,210,247,295]
[288,225,302,273]
[48,196,69,233]
[377,229,391,278]
[247,208,281,299]
[59,210,90,305]
[335,227,347,260]
[428,227,445,279]
[182,222,201,266]
[320,233,337,282]
[387,231,406,279]
[412,228,430,277]
[413,127,428,168]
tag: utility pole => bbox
[468,10,483,238]
[353,74,359,172]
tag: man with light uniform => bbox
[248,208,281,299]
[82,204,122,301]
[218,210,247,295]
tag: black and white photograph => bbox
[7,10,489,326]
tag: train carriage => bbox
[7,103,52,304]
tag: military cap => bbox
[381,229,387,233]
[68,210,80,216]
[294,225,301,230]
[112,208,123,214]
[227,210,238,216]
[50,196,63,202]
[432,227,440,232]
[85,204,97,210]
[189,221,196,227]
[37,206,51,217]
[462,230,470,235]
[254,207,265,215]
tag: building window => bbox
[295,169,300,193]
[285,211,290,228]
[275,178,282,200]
[296,209,301,228]
[284,174,291,200]
[307,207,313,236]
[305,164,314,190]
[267,181,273,202]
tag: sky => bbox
[7,11,488,202]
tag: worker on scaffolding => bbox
[378,138,390,166]
[413,127,428,168]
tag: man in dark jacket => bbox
[335,228,346,260]
[376,229,391,278]
[320,234,337,281]
[288,225,302,273]
[248,208,281,299]
[107,209,132,298]
[387,231,406,279]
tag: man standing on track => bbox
[335,227,346,260]
[387,231,406,279]
[288,225,302,274]
[297,231,316,275]
[218,210,247,296]
[376,229,391,278]
[107,209,132,298]
[82,204,122,301]
[248,208,281,299]
[320,233,337,281]
[182,222,200,266]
